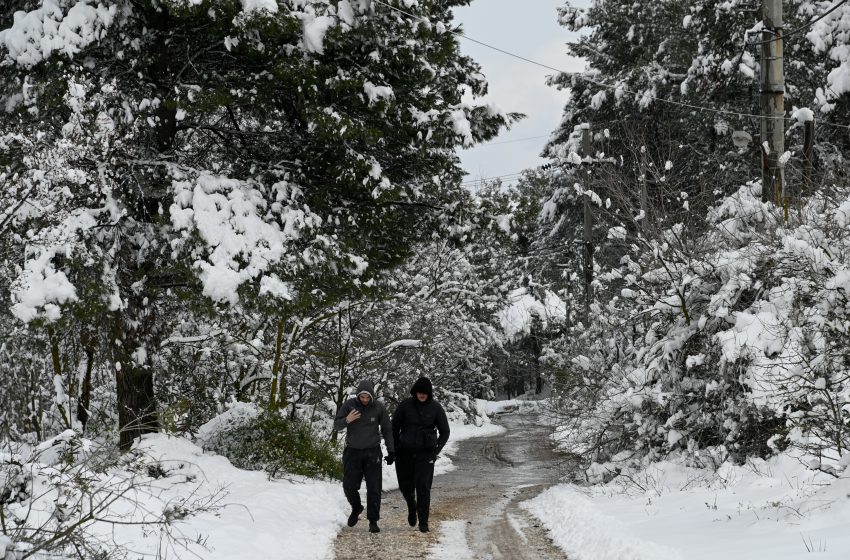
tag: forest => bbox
[2,1,850,558]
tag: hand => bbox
[346,410,361,424]
[385,452,395,465]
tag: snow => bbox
[802,2,850,110]
[426,519,476,559]
[11,248,79,323]
[793,107,815,123]
[169,174,320,304]
[301,15,335,54]
[524,487,681,560]
[384,338,423,350]
[526,454,850,560]
[127,434,343,560]
[364,81,395,105]
[1,410,504,560]
[0,0,117,67]
[259,274,294,300]
[242,0,279,14]
[497,287,566,341]
[449,108,474,147]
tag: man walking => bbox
[392,377,450,533]
[334,379,395,533]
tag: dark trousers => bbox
[342,446,383,521]
[395,449,435,525]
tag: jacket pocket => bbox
[422,428,438,449]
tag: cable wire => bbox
[747,0,849,47]
[470,134,551,148]
[372,0,850,131]
[461,172,525,186]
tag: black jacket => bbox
[334,380,394,452]
[392,377,450,454]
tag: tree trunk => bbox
[268,318,285,411]
[113,296,160,451]
[116,363,158,450]
[77,332,95,430]
[47,325,71,429]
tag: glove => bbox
[385,452,396,465]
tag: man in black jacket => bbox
[391,376,450,533]
[334,379,395,533]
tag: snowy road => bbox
[333,412,571,559]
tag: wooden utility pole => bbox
[581,124,593,319]
[639,145,648,235]
[760,0,785,210]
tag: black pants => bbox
[395,449,435,525]
[342,446,383,521]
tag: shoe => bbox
[419,523,429,533]
[347,505,364,527]
[368,521,380,533]
[406,499,417,527]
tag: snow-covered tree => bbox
[0,0,514,448]
[549,0,850,205]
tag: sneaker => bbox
[347,505,364,527]
[368,521,380,533]
[418,523,429,533]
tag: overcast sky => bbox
[452,0,589,186]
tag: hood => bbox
[410,377,433,401]
[356,379,376,401]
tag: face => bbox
[416,392,428,402]
[358,393,372,406]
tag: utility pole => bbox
[639,145,648,236]
[581,124,593,320]
[760,0,785,212]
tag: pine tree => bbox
[0,0,513,448]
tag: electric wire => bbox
[471,134,551,147]
[747,0,849,47]
[461,172,525,186]
[372,0,850,131]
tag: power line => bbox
[461,172,525,186]
[372,0,850,131]
[469,134,551,148]
[747,0,849,47]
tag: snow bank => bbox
[126,434,345,560]
[524,487,682,560]
[526,454,850,560]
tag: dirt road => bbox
[333,412,570,560]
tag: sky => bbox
[452,0,590,187]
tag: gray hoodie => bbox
[333,380,395,452]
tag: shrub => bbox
[204,411,342,480]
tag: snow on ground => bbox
[111,434,345,560]
[121,410,503,559]
[524,453,850,560]
[425,519,476,560]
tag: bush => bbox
[205,411,342,480]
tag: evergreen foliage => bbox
[203,410,343,480]
[536,0,850,476]
[0,0,515,450]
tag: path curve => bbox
[333,411,570,560]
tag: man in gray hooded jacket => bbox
[334,379,395,533]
